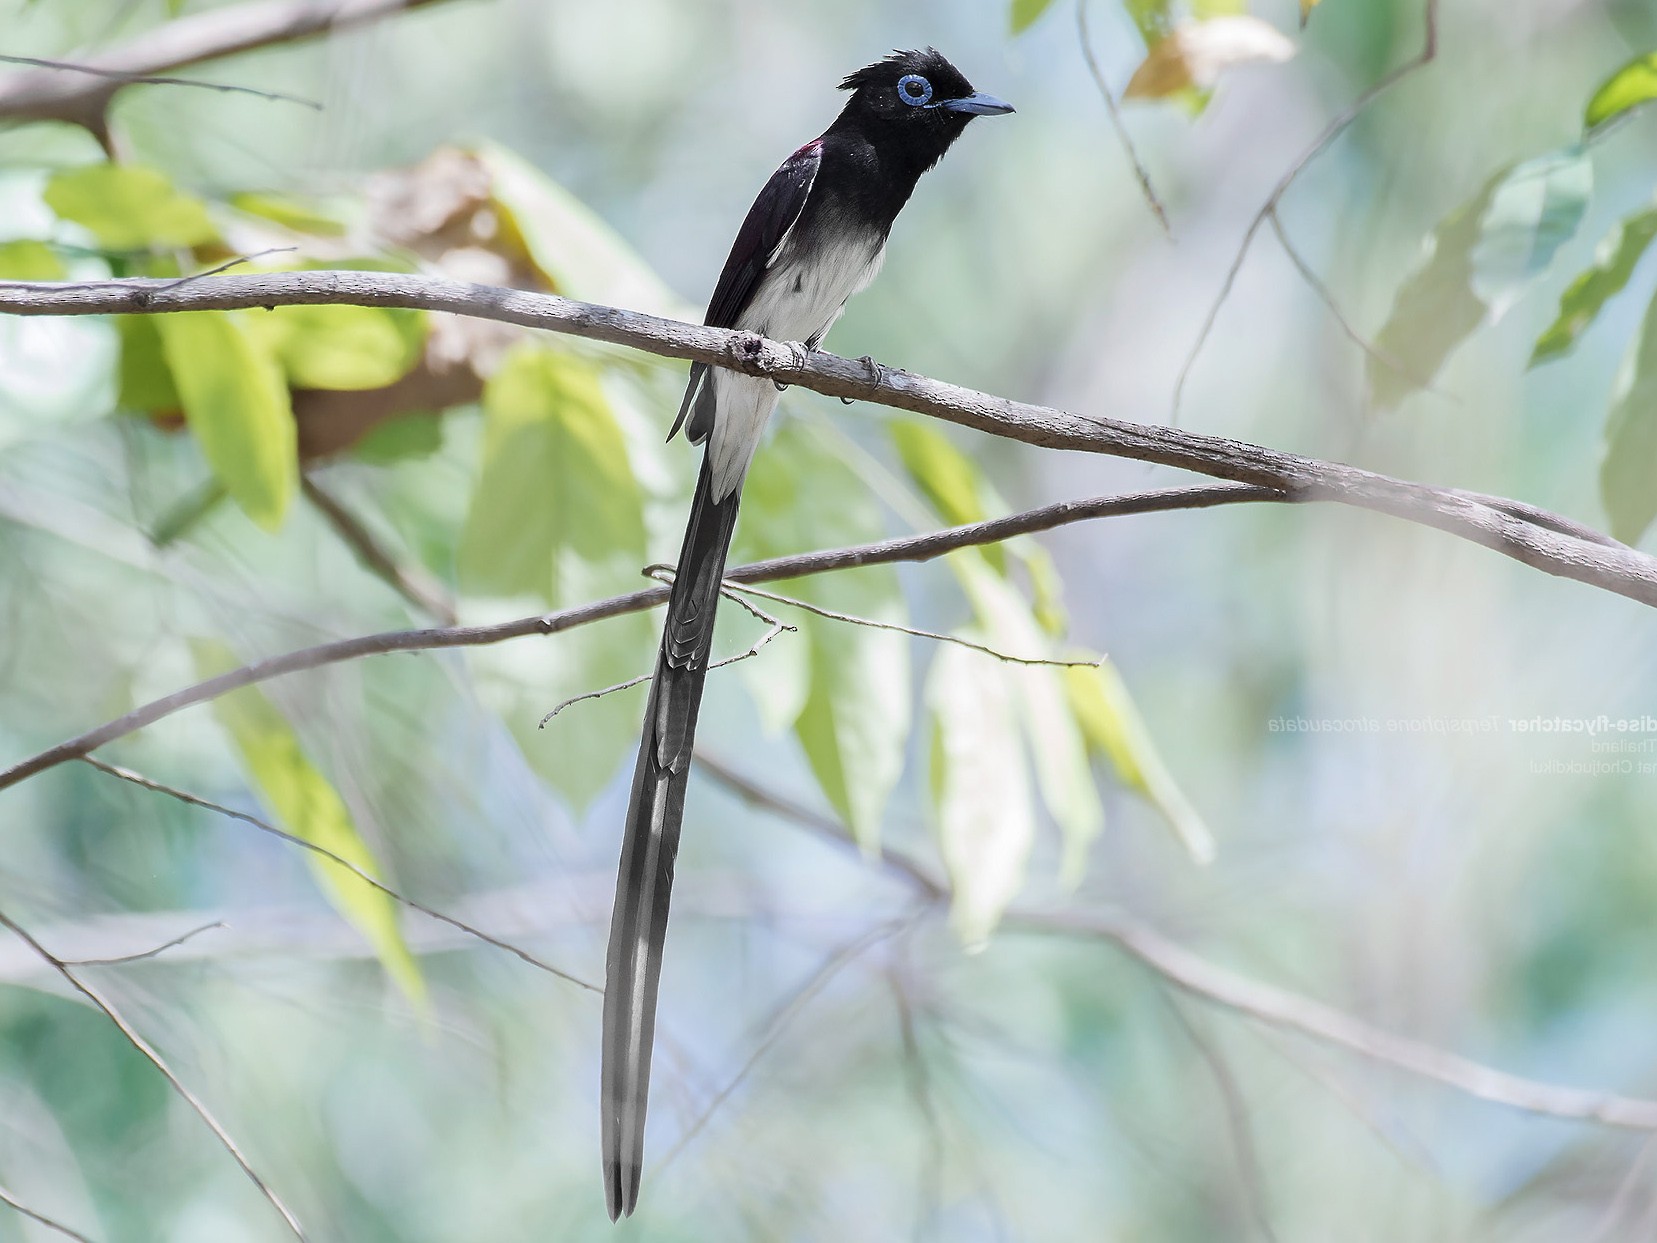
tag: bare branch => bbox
[80,757,600,994]
[0,53,320,111]
[63,920,224,966]
[1171,0,1441,422]
[0,1185,96,1243]
[0,0,460,135]
[301,476,458,625]
[1076,0,1172,237]
[0,906,310,1241]
[1015,908,1657,1131]
[703,755,1657,1136]
[0,268,1641,606]
[0,483,1278,794]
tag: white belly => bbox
[705,231,886,500]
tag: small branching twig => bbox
[80,757,599,994]
[539,582,794,725]
[1171,0,1441,422]
[0,54,321,110]
[722,582,1103,670]
[64,920,224,966]
[0,906,309,1241]
[1077,0,1172,237]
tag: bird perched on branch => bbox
[600,47,1012,1220]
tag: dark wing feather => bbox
[667,139,822,442]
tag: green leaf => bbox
[1011,0,1056,33]
[114,315,180,412]
[890,420,1005,573]
[479,144,688,318]
[1470,145,1594,321]
[352,411,444,465]
[1586,52,1657,131]
[928,643,1035,949]
[229,191,349,237]
[1064,661,1215,863]
[197,642,424,1005]
[1531,204,1657,366]
[44,164,216,251]
[157,312,297,530]
[458,345,646,603]
[0,239,65,280]
[1369,171,1506,411]
[736,422,910,851]
[251,303,426,391]
[1299,0,1323,25]
[1600,285,1657,544]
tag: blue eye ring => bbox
[897,74,933,107]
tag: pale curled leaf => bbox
[929,644,1035,949]
[1064,661,1215,863]
[1585,51,1657,131]
[1125,17,1296,100]
[1532,203,1657,366]
[1600,285,1657,545]
[1470,145,1594,323]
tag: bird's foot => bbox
[775,340,817,392]
[841,354,885,404]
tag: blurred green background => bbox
[5,0,1657,1239]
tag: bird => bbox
[600,47,1012,1221]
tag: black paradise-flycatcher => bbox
[600,48,1013,1220]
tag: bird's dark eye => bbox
[897,74,933,107]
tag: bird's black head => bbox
[833,49,1013,168]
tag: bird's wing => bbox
[668,139,822,442]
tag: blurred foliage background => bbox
[5,0,1657,1239]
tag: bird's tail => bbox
[602,453,742,1221]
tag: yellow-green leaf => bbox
[252,303,426,391]
[1600,285,1657,545]
[1586,52,1657,131]
[115,315,180,412]
[229,191,349,236]
[0,239,65,280]
[458,345,645,604]
[1299,0,1322,25]
[1531,204,1657,366]
[44,164,216,251]
[1064,662,1214,863]
[890,420,1005,573]
[199,644,424,1004]
[929,644,1034,949]
[158,312,297,530]
[1011,0,1056,34]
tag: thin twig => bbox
[0,53,321,109]
[0,483,1285,794]
[64,920,224,966]
[79,757,599,994]
[302,476,458,625]
[652,915,917,1176]
[702,755,1657,1135]
[0,906,309,1241]
[1265,207,1439,392]
[1077,0,1172,236]
[0,269,1639,605]
[1171,0,1441,423]
[722,582,1103,669]
[539,584,794,724]
[0,1185,96,1243]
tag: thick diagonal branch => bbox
[0,269,1648,606]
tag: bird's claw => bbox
[840,354,884,404]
